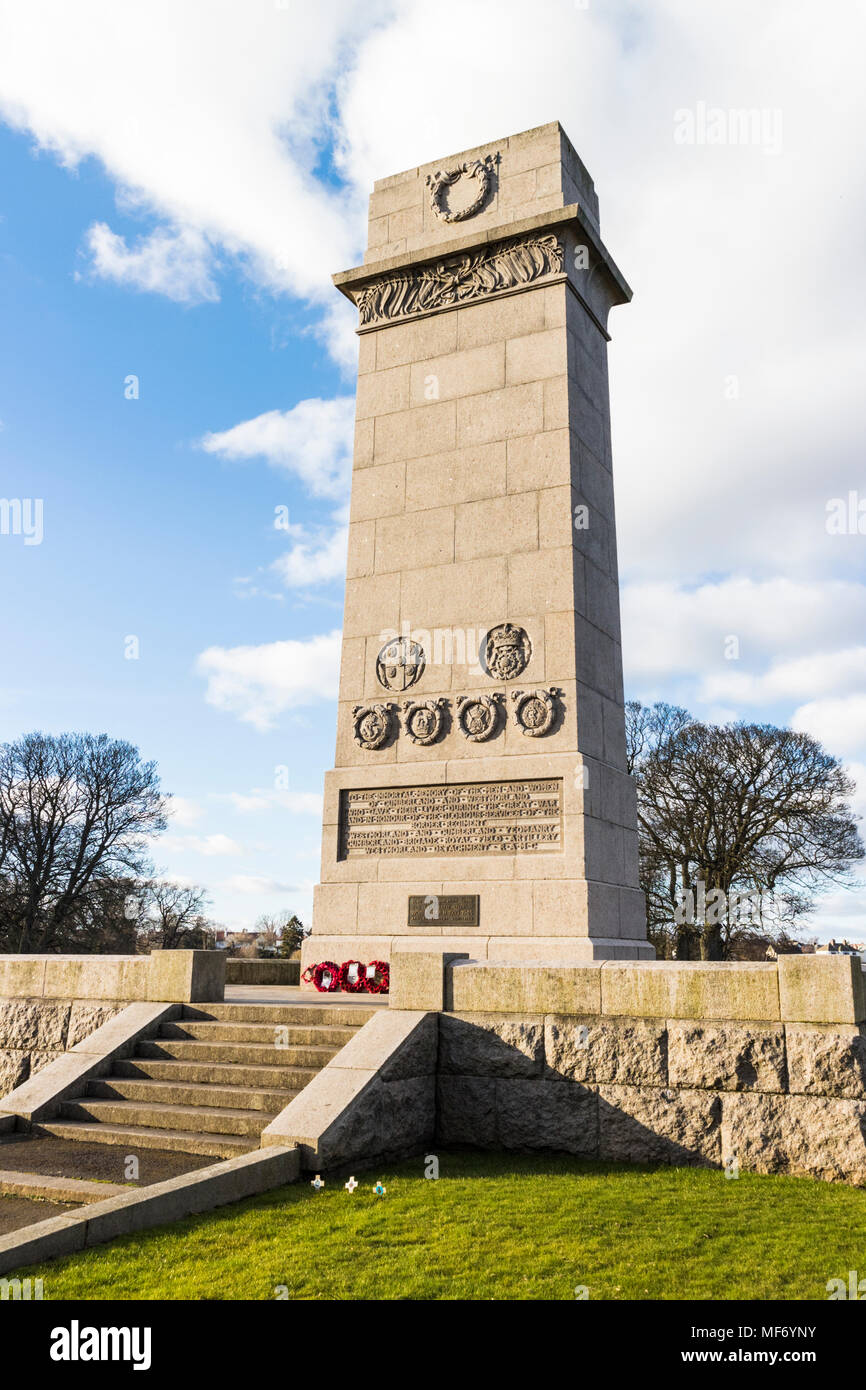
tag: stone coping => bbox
[333,203,631,304]
[392,953,866,1025]
[0,950,225,1004]
[261,1010,436,1168]
[0,1145,299,1277]
[0,1170,130,1204]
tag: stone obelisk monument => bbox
[303,121,653,982]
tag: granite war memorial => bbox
[305,120,655,977]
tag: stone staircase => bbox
[35,1001,381,1159]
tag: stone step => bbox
[86,1076,298,1113]
[157,1020,358,1046]
[0,1168,131,1204]
[111,1057,320,1090]
[136,1039,340,1067]
[36,1120,256,1160]
[58,1097,275,1139]
[183,1003,381,1027]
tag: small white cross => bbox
[311,1174,325,1191]
[373,1181,386,1196]
[345,1176,358,1193]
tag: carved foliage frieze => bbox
[354,232,564,327]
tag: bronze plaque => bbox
[338,778,562,859]
[408,894,480,927]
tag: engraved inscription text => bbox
[339,778,562,858]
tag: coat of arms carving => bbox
[483,624,532,681]
[376,636,426,691]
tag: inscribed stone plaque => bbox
[408,894,480,927]
[338,778,562,859]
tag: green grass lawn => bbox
[14,1151,866,1300]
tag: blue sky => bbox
[0,121,348,926]
[1,0,865,938]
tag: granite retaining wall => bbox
[0,998,123,1096]
[389,953,866,1184]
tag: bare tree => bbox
[0,731,167,952]
[629,704,864,959]
[138,880,212,950]
[254,910,308,957]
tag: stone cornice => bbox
[333,203,632,323]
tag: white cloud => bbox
[199,398,355,501]
[0,0,374,345]
[162,833,244,857]
[82,222,218,303]
[703,648,866,710]
[221,789,323,817]
[272,522,349,589]
[221,875,300,896]
[196,629,342,731]
[623,577,866,695]
[5,1,866,582]
[166,796,204,828]
[792,698,866,763]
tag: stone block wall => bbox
[224,959,300,986]
[0,950,226,1101]
[0,998,123,1097]
[381,953,866,1185]
[435,1010,866,1182]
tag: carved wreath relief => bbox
[353,691,560,749]
[426,154,496,223]
[352,703,395,750]
[512,687,561,738]
[456,694,502,743]
[376,636,425,691]
[403,698,447,746]
[483,623,532,680]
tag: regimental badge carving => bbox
[426,154,496,223]
[353,232,564,328]
[376,636,426,691]
[511,687,561,738]
[457,694,502,742]
[352,703,395,750]
[483,624,532,681]
[403,698,447,746]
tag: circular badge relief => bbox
[352,704,393,750]
[458,696,500,742]
[512,688,559,738]
[405,699,445,746]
